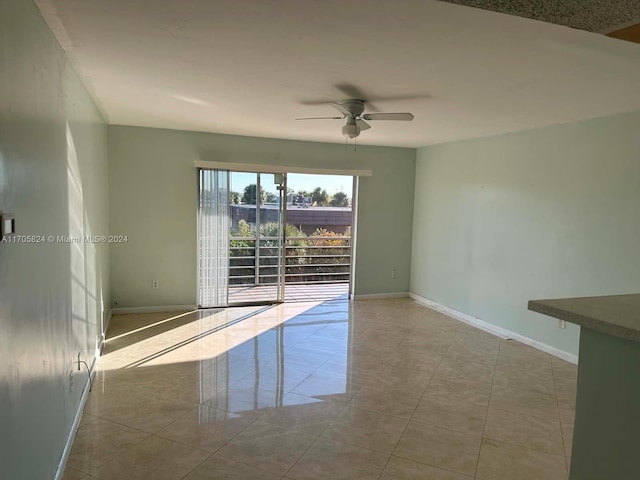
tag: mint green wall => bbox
[0,0,109,478]
[108,126,415,307]
[411,111,640,356]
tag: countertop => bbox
[528,294,640,344]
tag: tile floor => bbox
[63,298,577,480]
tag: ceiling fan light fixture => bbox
[342,118,361,138]
[342,123,361,138]
[342,125,360,138]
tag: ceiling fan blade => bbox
[335,83,368,100]
[362,113,414,121]
[329,102,351,116]
[334,83,430,111]
[296,116,343,120]
[356,119,371,131]
[299,99,337,105]
[366,94,430,102]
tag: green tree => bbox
[230,219,254,240]
[241,184,266,205]
[260,222,306,240]
[230,191,240,204]
[258,223,308,278]
[311,187,329,206]
[229,220,256,283]
[330,191,350,207]
[265,192,278,203]
[303,227,351,282]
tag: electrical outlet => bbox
[558,320,566,329]
[152,280,159,289]
[391,269,396,279]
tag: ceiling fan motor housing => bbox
[342,99,365,116]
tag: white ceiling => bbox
[36,0,640,147]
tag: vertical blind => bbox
[197,168,230,308]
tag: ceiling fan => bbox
[296,98,414,138]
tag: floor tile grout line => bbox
[321,306,428,480]
[342,400,416,422]
[475,433,568,460]
[481,401,561,422]
[473,340,536,478]
[481,352,570,459]
[288,434,391,479]
[202,449,289,479]
[78,430,156,476]
[389,452,476,479]
[473,339,504,479]
[153,410,259,459]
[281,421,335,478]
[82,413,162,438]
[176,450,215,480]
[379,309,454,479]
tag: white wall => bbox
[411,111,640,356]
[0,1,109,478]
[108,125,416,308]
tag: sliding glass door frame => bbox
[277,173,287,304]
[224,171,287,307]
[198,168,287,308]
[197,162,367,307]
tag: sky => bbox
[230,172,352,196]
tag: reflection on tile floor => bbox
[64,298,577,480]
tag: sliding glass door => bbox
[198,169,286,307]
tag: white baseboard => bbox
[54,344,101,480]
[103,308,112,334]
[352,292,409,300]
[409,292,578,365]
[112,304,198,314]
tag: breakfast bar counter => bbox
[528,294,640,480]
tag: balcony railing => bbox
[229,235,351,285]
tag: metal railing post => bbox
[255,175,261,286]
